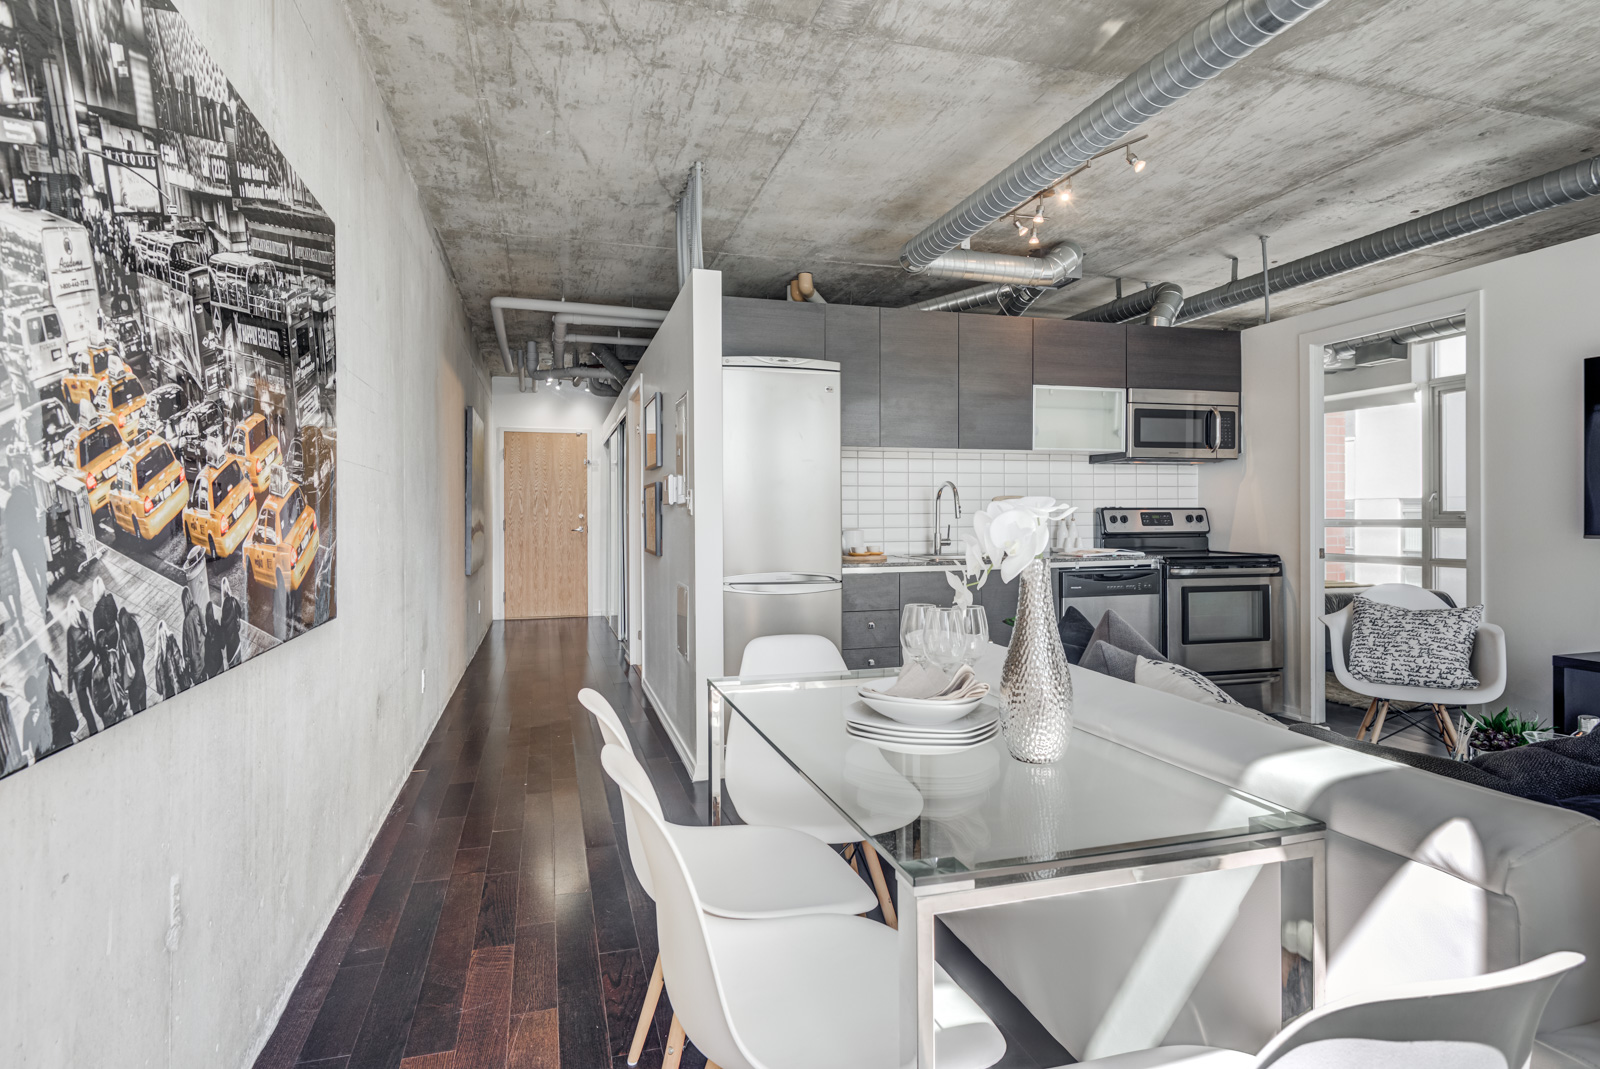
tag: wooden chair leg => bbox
[627,953,664,1066]
[1356,698,1379,741]
[843,841,859,874]
[1370,700,1390,742]
[861,840,898,930]
[1435,704,1462,755]
[662,1013,686,1069]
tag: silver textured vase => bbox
[999,558,1073,763]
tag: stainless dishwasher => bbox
[1056,563,1164,654]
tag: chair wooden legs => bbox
[663,1013,686,1069]
[1356,698,1379,741]
[860,840,898,929]
[627,953,665,1065]
[1369,700,1391,742]
[843,840,859,874]
[1433,704,1462,755]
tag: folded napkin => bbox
[880,663,990,702]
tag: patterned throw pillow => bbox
[1134,656,1282,726]
[1346,596,1483,689]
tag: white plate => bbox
[856,680,986,725]
[845,703,998,739]
[845,719,998,744]
[847,730,998,756]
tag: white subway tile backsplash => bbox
[841,447,1198,554]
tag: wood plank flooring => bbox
[253,618,1069,1069]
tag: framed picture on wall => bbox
[645,391,664,470]
[644,481,663,555]
[465,407,487,575]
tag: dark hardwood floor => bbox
[252,618,1070,1069]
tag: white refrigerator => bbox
[721,357,841,672]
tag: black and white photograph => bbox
[0,0,335,780]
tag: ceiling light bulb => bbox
[1126,146,1145,172]
[1032,206,1045,224]
[1028,232,1041,245]
[1014,219,1029,238]
[1058,185,1072,203]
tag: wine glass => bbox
[953,605,989,664]
[900,603,936,668]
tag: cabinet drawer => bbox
[843,646,901,671]
[843,572,899,611]
[898,570,957,608]
[842,610,899,649]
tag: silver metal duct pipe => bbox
[552,309,664,363]
[898,0,1331,273]
[914,241,1084,285]
[675,161,704,289]
[1324,315,1465,361]
[1146,282,1185,326]
[1177,154,1600,323]
[490,297,666,375]
[1069,281,1185,324]
[906,282,1019,313]
[566,333,652,347]
[589,345,632,384]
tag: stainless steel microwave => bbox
[1090,389,1240,463]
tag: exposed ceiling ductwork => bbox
[1174,154,1600,324]
[1323,315,1466,370]
[1070,281,1186,325]
[896,0,1331,281]
[489,296,666,378]
[675,162,705,289]
[911,241,1085,286]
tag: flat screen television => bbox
[1588,357,1600,537]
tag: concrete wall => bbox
[604,270,723,775]
[1201,230,1600,723]
[0,3,491,1066]
[488,377,613,618]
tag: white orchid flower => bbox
[972,497,1076,583]
[944,542,991,608]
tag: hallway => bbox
[251,619,1068,1069]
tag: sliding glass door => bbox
[1322,334,1468,604]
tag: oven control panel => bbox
[1097,507,1210,533]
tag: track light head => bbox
[1126,146,1145,172]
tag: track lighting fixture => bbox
[1057,184,1072,203]
[1014,219,1030,239]
[1028,231,1041,245]
[1125,145,1145,172]
[1032,204,1045,224]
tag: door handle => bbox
[1206,408,1219,451]
[571,526,585,533]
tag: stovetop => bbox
[1094,506,1282,570]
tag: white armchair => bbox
[1322,583,1507,754]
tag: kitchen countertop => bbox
[842,552,1147,574]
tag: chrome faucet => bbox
[932,481,961,556]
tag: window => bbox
[78,424,122,466]
[111,377,144,408]
[278,489,304,532]
[26,317,43,345]
[43,313,60,339]
[136,444,175,486]
[1323,332,1468,600]
[211,460,243,503]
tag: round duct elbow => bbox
[907,241,1083,286]
[1146,283,1185,326]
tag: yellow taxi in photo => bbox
[94,372,148,439]
[228,414,281,494]
[60,345,114,406]
[245,476,319,591]
[182,455,257,558]
[107,436,189,541]
[72,418,128,514]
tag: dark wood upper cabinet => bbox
[879,307,958,448]
[1125,325,1241,394]
[957,314,1032,450]
[1033,319,1126,388]
[825,305,880,447]
[722,296,825,358]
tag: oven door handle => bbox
[1169,567,1282,577]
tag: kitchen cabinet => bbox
[880,307,958,448]
[723,297,824,358]
[842,572,899,611]
[977,577,1021,646]
[1033,319,1125,388]
[843,646,900,670]
[1126,324,1241,394]
[827,304,881,447]
[958,314,1032,450]
[898,570,956,608]
[842,609,898,650]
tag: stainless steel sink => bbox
[907,555,968,565]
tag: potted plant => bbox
[1465,707,1549,754]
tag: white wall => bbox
[1202,230,1600,722]
[488,376,613,618]
[603,270,723,775]
[0,3,491,1066]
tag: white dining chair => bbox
[727,634,922,928]
[1059,949,1583,1068]
[577,689,876,1067]
[1322,584,1507,754]
[603,743,1007,1069]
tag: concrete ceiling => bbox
[342,0,1600,363]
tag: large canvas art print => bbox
[0,0,336,779]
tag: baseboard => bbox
[640,674,698,775]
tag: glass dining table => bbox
[708,668,1326,1069]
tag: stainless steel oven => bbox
[1092,389,1239,463]
[1165,560,1283,675]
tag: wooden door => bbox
[504,431,588,618]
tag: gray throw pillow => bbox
[1346,596,1483,690]
[1058,605,1096,665]
[1078,609,1165,682]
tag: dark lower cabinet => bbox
[842,609,898,649]
[958,314,1033,449]
[978,577,1021,646]
[844,646,900,670]
[842,572,899,611]
[841,568,1060,666]
[880,307,958,448]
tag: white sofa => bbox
[943,658,1600,1066]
